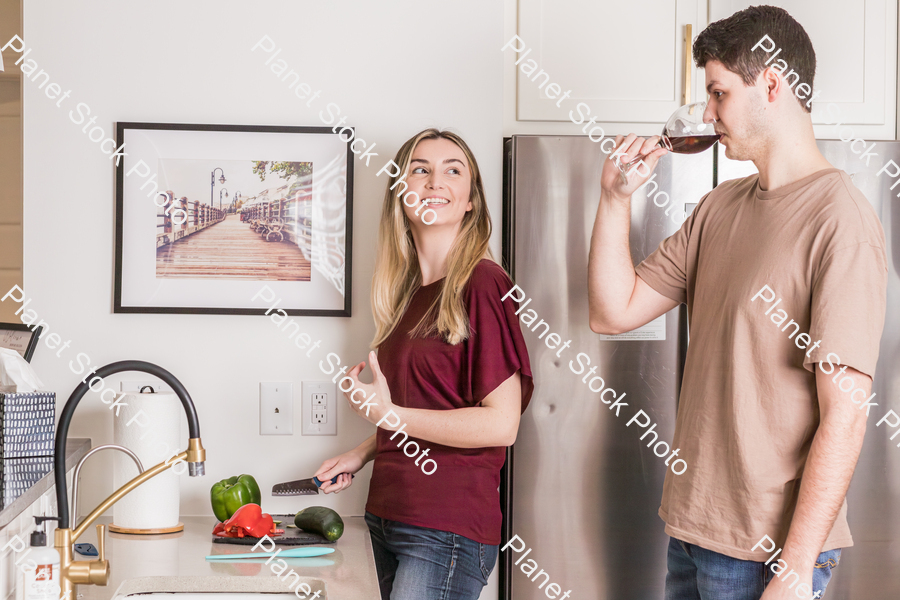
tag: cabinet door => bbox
[515,0,707,123]
[710,0,897,139]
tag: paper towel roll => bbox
[112,391,181,531]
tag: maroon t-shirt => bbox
[365,259,534,545]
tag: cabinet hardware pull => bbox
[683,24,692,106]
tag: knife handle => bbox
[313,473,354,487]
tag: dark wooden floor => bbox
[156,214,311,281]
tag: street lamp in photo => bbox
[233,190,243,214]
[219,188,229,211]
[211,167,226,208]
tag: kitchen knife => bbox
[272,474,354,496]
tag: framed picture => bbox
[0,323,43,362]
[114,123,353,316]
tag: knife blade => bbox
[272,474,354,496]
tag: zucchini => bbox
[294,506,344,542]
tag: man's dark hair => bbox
[693,5,816,113]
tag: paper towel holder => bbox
[109,386,185,535]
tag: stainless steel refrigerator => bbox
[500,136,900,599]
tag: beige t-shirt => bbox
[635,168,887,561]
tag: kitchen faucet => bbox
[52,360,207,599]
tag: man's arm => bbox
[589,134,678,334]
[761,366,869,599]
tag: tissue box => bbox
[0,456,54,505]
[0,391,55,460]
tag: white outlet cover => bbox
[302,380,337,436]
[260,382,293,435]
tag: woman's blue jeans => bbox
[665,537,841,600]
[365,511,499,600]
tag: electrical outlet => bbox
[260,382,293,435]
[302,381,337,435]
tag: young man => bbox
[587,6,887,600]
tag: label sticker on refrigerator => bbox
[597,315,665,341]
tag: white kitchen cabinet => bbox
[710,0,897,139]
[515,0,708,125]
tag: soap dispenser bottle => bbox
[17,516,61,600]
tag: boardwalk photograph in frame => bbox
[114,123,353,316]
[154,159,313,281]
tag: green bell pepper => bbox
[210,474,261,522]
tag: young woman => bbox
[314,128,534,600]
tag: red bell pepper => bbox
[212,503,284,538]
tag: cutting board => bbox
[212,514,332,546]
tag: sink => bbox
[110,576,327,600]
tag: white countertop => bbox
[77,515,379,600]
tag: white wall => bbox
[20,3,503,593]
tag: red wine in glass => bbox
[616,101,718,183]
[666,134,720,154]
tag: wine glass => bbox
[616,101,719,184]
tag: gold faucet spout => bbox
[186,437,207,476]
[56,437,207,599]
[54,362,206,600]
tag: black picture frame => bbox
[114,122,354,316]
[0,323,44,363]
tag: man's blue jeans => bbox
[665,537,841,600]
[365,511,499,600]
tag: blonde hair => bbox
[370,129,494,347]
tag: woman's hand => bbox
[314,435,377,494]
[314,450,364,494]
[342,351,398,427]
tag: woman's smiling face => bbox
[401,137,473,227]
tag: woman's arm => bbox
[392,371,521,448]
[351,433,378,463]
[342,351,523,449]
